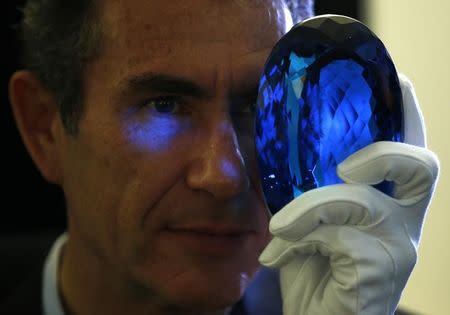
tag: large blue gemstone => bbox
[255,15,403,215]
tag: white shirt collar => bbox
[42,233,68,315]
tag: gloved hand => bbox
[258,74,440,315]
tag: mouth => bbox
[163,226,254,257]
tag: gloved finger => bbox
[259,236,302,267]
[261,225,397,276]
[337,141,439,201]
[398,73,426,147]
[268,184,391,241]
[259,236,335,286]
[262,225,405,315]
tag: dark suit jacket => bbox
[0,231,54,315]
[0,265,44,315]
[0,233,418,315]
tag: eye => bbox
[232,100,257,115]
[139,96,182,114]
[245,101,257,113]
[230,100,257,134]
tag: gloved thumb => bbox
[337,141,439,201]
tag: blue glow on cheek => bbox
[125,117,186,151]
[221,159,240,180]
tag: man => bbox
[3,0,438,314]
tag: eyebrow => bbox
[119,72,210,99]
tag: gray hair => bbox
[18,0,314,134]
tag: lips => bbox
[167,225,254,236]
[164,225,254,256]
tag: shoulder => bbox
[0,231,61,315]
[0,266,44,315]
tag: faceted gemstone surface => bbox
[255,15,403,215]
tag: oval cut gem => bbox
[255,15,404,215]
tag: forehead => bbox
[98,0,290,59]
[90,0,292,94]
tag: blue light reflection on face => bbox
[125,114,187,152]
[220,159,241,182]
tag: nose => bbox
[186,115,250,199]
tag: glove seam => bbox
[375,238,396,315]
[283,255,318,312]
[288,240,360,315]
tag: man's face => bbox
[58,0,292,311]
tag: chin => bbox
[165,288,241,313]
[133,261,257,312]
[164,269,251,311]
[128,236,263,311]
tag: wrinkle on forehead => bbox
[120,40,272,72]
[92,0,292,91]
[99,0,290,53]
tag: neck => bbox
[59,234,232,315]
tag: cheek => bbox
[114,116,193,226]
[124,115,191,152]
[112,117,195,258]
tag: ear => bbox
[9,70,65,184]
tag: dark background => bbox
[2,0,363,234]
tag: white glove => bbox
[258,74,440,315]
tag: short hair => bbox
[18,0,314,134]
[19,0,102,134]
